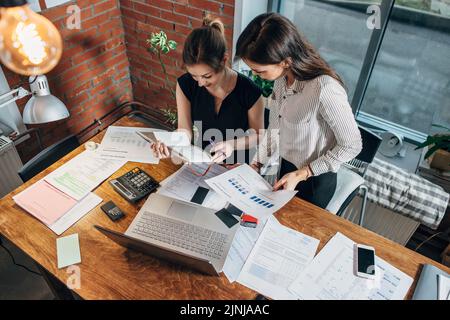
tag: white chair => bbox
[326,166,368,226]
[326,126,382,226]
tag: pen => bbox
[209,138,227,159]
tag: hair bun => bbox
[202,15,225,36]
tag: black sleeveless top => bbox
[177,72,262,163]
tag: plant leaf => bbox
[424,144,442,159]
[167,40,177,50]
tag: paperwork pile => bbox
[13,151,125,235]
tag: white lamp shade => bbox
[23,95,69,124]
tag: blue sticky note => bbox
[56,233,81,269]
[250,196,256,200]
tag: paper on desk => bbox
[13,180,78,226]
[438,274,450,300]
[288,232,413,300]
[96,126,160,164]
[45,151,126,201]
[223,219,267,283]
[205,164,296,221]
[158,163,228,211]
[56,233,81,269]
[236,216,319,300]
[49,193,102,235]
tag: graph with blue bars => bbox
[228,178,274,209]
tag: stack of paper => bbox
[157,163,228,210]
[232,216,320,300]
[95,126,159,164]
[13,151,124,234]
[288,232,413,300]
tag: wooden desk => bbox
[0,116,449,300]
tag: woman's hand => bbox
[273,166,313,191]
[250,162,263,173]
[210,140,235,163]
[151,141,170,159]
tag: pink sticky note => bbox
[13,180,77,226]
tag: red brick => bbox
[189,0,221,13]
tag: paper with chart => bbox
[158,163,228,211]
[223,219,267,283]
[288,232,413,300]
[45,151,126,201]
[205,164,296,220]
[236,216,319,300]
[96,126,159,164]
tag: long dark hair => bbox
[182,16,227,72]
[235,13,344,86]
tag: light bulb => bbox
[0,4,63,75]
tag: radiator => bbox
[341,195,420,246]
[0,136,23,198]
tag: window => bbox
[275,0,450,143]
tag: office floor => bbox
[0,237,54,300]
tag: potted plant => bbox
[415,124,450,172]
[147,31,178,128]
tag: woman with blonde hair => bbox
[152,17,264,165]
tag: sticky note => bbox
[56,234,81,269]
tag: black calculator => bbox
[109,167,159,203]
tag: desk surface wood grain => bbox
[0,116,448,300]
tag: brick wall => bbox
[3,0,133,161]
[2,0,235,162]
[119,0,235,110]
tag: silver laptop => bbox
[95,193,238,275]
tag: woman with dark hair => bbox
[152,16,264,165]
[236,13,362,208]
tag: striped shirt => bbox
[254,74,362,176]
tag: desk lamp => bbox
[0,0,63,76]
[0,75,69,124]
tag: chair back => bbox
[18,135,80,183]
[345,125,382,175]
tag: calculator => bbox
[109,167,159,203]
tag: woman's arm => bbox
[309,80,362,176]
[176,82,193,140]
[152,83,193,158]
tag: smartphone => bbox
[354,244,376,280]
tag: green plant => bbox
[244,70,274,98]
[147,31,178,126]
[415,124,450,159]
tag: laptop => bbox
[95,193,238,275]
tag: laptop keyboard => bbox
[132,212,227,260]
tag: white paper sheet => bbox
[96,126,159,164]
[223,220,267,283]
[236,216,320,300]
[158,163,228,211]
[50,193,102,235]
[45,151,126,201]
[205,164,296,220]
[288,232,413,300]
[438,274,450,300]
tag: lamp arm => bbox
[0,87,31,109]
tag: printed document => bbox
[223,220,267,283]
[205,164,296,220]
[96,126,159,163]
[158,163,228,210]
[288,232,413,300]
[45,151,126,201]
[236,216,319,300]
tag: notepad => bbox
[56,234,81,269]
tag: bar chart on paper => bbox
[227,178,275,209]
